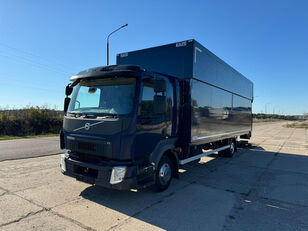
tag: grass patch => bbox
[283,121,308,129]
[0,133,59,141]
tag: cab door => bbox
[135,76,174,159]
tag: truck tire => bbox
[218,139,236,158]
[153,155,173,192]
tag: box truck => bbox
[60,39,253,191]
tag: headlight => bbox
[110,166,126,184]
[60,153,68,172]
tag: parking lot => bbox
[0,121,307,230]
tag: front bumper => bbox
[60,153,154,190]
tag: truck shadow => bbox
[79,145,308,230]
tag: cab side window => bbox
[139,77,173,129]
[140,84,155,115]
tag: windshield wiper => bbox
[66,112,79,117]
[80,114,97,119]
[67,112,118,119]
[98,114,118,119]
[67,112,96,118]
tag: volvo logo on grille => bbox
[84,123,91,130]
[73,121,105,132]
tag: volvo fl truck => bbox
[60,39,253,191]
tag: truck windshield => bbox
[68,77,136,116]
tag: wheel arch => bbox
[150,138,179,178]
[164,150,179,178]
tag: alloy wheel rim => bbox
[159,163,171,185]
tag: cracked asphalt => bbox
[0,121,307,230]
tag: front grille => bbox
[77,153,103,163]
[78,141,96,152]
[65,136,113,158]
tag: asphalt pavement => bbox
[0,136,61,161]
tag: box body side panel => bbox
[191,79,252,144]
[193,40,253,100]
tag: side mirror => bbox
[65,84,73,96]
[154,79,166,93]
[154,95,167,114]
[64,97,71,113]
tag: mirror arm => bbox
[65,80,79,97]
[71,79,80,87]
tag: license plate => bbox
[76,175,95,184]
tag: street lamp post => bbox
[265,103,271,114]
[273,107,279,114]
[107,24,128,66]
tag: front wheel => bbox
[153,155,173,192]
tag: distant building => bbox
[295,115,305,120]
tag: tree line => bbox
[253,113,301,121]
[0,107,63,136]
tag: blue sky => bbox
[0,0,307,114]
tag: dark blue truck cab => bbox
[60,40,253,191]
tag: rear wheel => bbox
[218,139,236,157]
[153,155,173,192]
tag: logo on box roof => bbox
[119,52,128,58]
[176,41,187,47]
